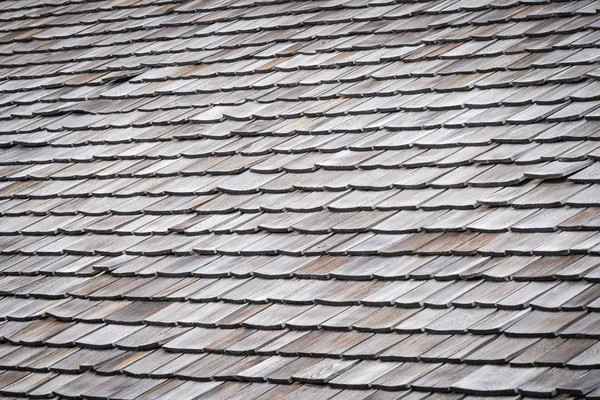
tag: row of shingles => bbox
[0,124,599,176]
[0,0,361,26]
[4,247,596,308]
[5,115,600,163]
[74,228,600,257]
[3,323,598,372]
[1,303,595,345]
[0,367,289,399]
[0,0,188,24]
[0,6,596,112]
[2,15,596,142]
[0,254,103,277]
[5,76,600,147]
[3,120,599,177]
[0,0,595,67]
[2,32,596,115]
[43,114,600,148]
[0,285,597,337]
[1,21,598,123]
[0,343,590,398]
[0,250,599,283]
[0,143,598,211]
[0,174,597,215]
[0,259,597,333]
[0,0,545,25]
[5,64,600,147]
[1,368,597,400]
[0,104,593,154]
[0,168,596,253]
[7,22,594,95]
[16,374,462,400]
[3,163,595,208]
[6,0,597,31]
[0,0,563,42]
[5,132,596,196]
[0,146,597,183]
[0,168,598,213]
[97,253,600,281]
[0,368,545,400]
[0,163,535,196]
[2,41,599,132]
[198,182,599,214]
[3,81,599,150]
[2,321,598,378]
[0,52,587,135]
[0,178,593,215]
[0,320,597,398]
[2,201,600,236]
[0,0,180,15]
[1,266,598,310]
[1,250,599,282]
[0,323,598,377]
[2,19,596,141]
[1,228,600,258]
[0,309,597,381]
[0,372,385,400]
[110,95,600,129]
[4,0,600,88]
[2,3,598,64]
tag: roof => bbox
[0,0,599,398]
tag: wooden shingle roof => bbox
[0,0,599,398]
